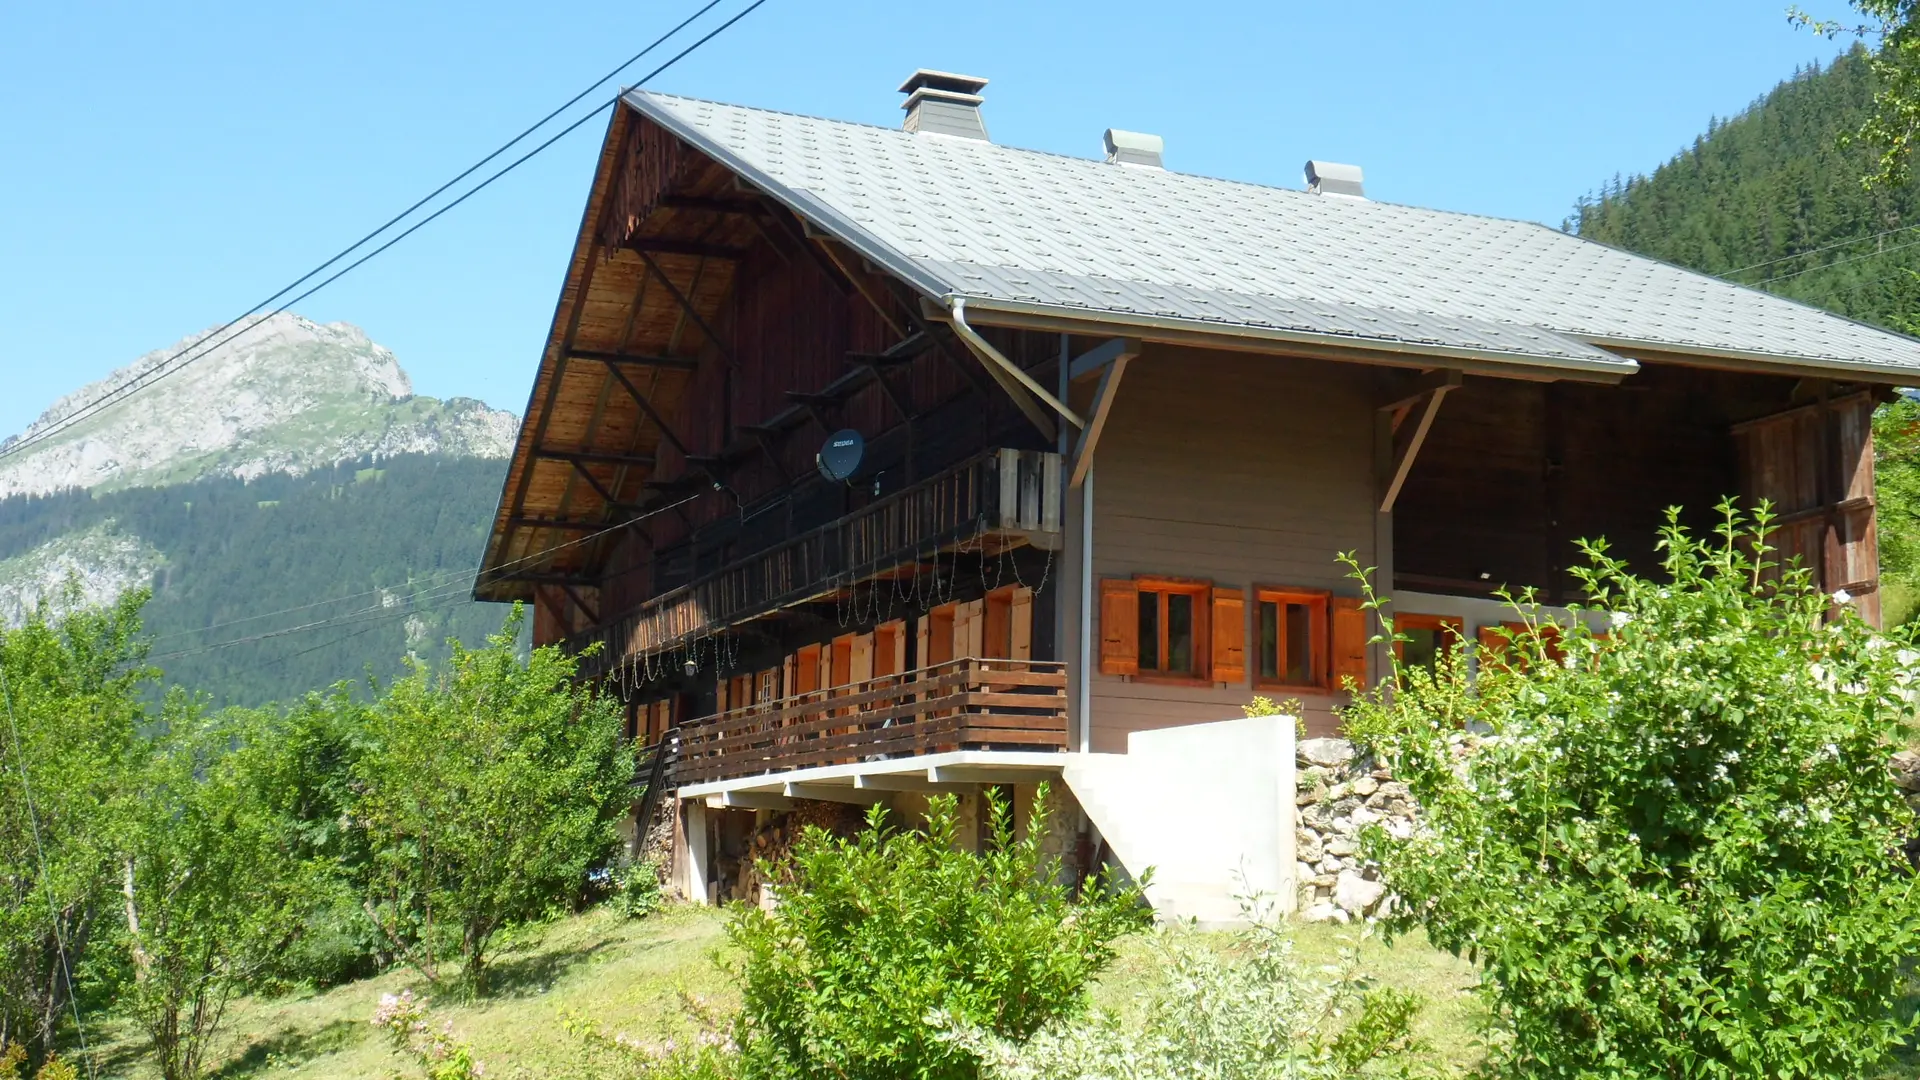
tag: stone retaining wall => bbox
[1294,736,1414,923]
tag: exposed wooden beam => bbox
[627,237,749,260]
[849,356,914,421]
[1379,382,1456,513]
[658,194,764,214]
[564,458,635,510]
[559,582,601,625]
[536,449,659,470]
[601,361,693,457]
[638,250,738,367]
[1070,349,1132,489]
[1378,369,1464,414]
[509,515,613,533]
[493,571,600,587]
[811,235,910,338]
[1069,337,1142,382]
[570,349,700,371]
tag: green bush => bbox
[610,860,666,920]
[1342,504,1920,1078]
[355,607,634,993]
[727,785,1151,1080]
[944,898,1433,1080]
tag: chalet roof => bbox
[629,89,1920,382]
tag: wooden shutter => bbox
[1330,596,1368,690]
[850,632,875,685]
[874,620,904,678]
[1010,587,1034,661]
[1099,578,1140,676]
[956,599,985,658]
[1210,587,1246,685]
[984,587,1013,659]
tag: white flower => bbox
[1833,589,1854,604]
[1899,649,1919,667]
[1609,610,1635,628]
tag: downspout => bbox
[1080,469,1094,753]
[948,297,1085,429]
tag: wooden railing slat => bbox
[668,657,1068,786]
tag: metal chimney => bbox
[1103,129,1164,168]
[1304,160,1366,199]
[900,69,990,140]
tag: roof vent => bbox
[900,69,989,141]
[1103,128,1164,168]
[1304,160,1366,200]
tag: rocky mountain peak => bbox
[0,313,517,498]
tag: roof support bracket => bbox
[596,358,694,458]
[1378,373,1460,513]
[1069,337,1141,382]
[1069,342,1137,489]
[946,297,1084,441]
[639,250,738,368]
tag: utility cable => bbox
[145,493,699,662]
[0,0,768,464]
[1750,233,1920,287]
[1722,221,1920,279]
[0,657,97,1080]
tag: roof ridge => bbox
[630,90,1571,232]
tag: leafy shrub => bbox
[0,591,151,1067]
[943,897,1433,1079]
[610,860,666,920]
[123,698,328,1080]
[1342,504,1920,1078]
[355,607,633,993]
[727,785,1151,1080]
[370,990,483,1080]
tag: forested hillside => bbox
[0,453,512,705]
[1571,45,1920,332]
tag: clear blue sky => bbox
[0,0,1862,439]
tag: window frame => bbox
[1252,585,1331,691]
[1393,612,1466,672]
[1132,575,1214,684]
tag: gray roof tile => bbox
[631,91,1920,380]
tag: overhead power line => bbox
[1723,221,1920,280]
[0,0,770,464]
[144,493,699,663]
[1750,233,1920,287]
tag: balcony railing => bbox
[671,657,1069,787]
[575,448,1061,678]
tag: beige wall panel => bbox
[1088,348,1376,747]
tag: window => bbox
[1099,576,1213,681]
[1254,587,1329,689]
[1137,577,1209,678]
[1395,613,1464,674]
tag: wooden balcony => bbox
[573,448,1062,679]
[671,657,1068,787]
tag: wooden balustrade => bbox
[672,658,1068,786]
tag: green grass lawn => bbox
[85,905,1485,1079]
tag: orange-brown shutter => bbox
[1210,587,1246,685]
[1010,587,1034,661]
[1330,596,1368,690]
[1099,579,1140,676]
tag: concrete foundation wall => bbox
[1064,713,1297,926]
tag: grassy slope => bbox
[88,907,1483,1079]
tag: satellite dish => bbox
[816,429,865,482]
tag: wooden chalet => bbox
[475,70,1920,914]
